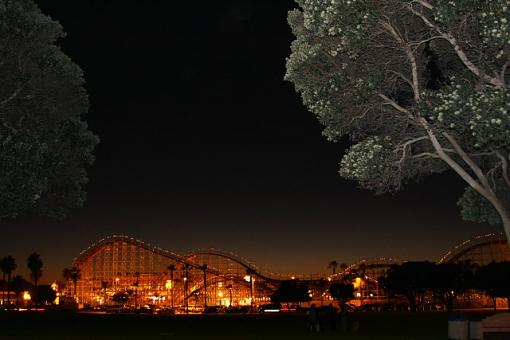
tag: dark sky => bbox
[1,0,500,283]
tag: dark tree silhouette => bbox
[112,292,129,305]
[329,282,354,311]
[328,261,338,275]
[36,285,56,305]
[27,253,43,303]
[10,275,30,306]
[62,267,80,297]
[476,261,510,311]
[0,256,16,305]
[380,262,435,312]
[0,0,98,220]
[271,280,310,310]
[431,262,475,312]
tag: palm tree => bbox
[167,264,175,308]
[200,264,208,308]
[62,268,72,291]
[1,256,17,306]
[63,267,81,300]
[27,253,43,304]
[328,261,338,275]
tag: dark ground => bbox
[0,311,486,340]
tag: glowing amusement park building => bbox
[67,232,510,309]
[70,235,304,308]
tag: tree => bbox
[271,280,310,310]
[0,0,98,220]
[328,261,339,275]
[112,291,129,305]
[62,267,80,297]
[36,285,56,305]
[476,261,510,311]
[286,0,510,239]
[380,261,435,312]
[0,255,16,305]
[329,282,354,311]
[10,275,30,306]
[27,252,42,303]
[430,262,475,312]
[314,278,328,305]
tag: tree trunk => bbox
[2,273,5,305]
[6,273,10,306]
[34,278,38,305]
[501,210,510,244]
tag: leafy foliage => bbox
[286,0,510,232]
[476,261,510,303]
[328,282,354,303]
[0,0,98,219]
[271,280,310,305]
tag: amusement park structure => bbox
[67,233,510,309]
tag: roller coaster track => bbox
[437,232,506,264]
[74,235,313,283]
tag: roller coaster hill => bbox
[65,233,510,310]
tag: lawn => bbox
[0,311,487,340]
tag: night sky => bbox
[1,0,500,283]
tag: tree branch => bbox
[0,86,23,107]
[419,118,489,197]
[495,151,510,188]
[442,132,493,192]
[411,152,439,159]
[410,0,433,10]
[380,19,421,100]
[406,5,505,88]
[378,94,414,119]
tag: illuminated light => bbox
[51,282,58,291]
[327,277,332,282]
[353,277,362,289]
[264,309,280,313]
[291,276,295,280]
[115,278,120,282]
[183,277,187,281]
[243,275,251,282]
[369,293,374,297]
[165,280,172,290]
[218,292,224,298]
[356,292,361,297]
[218,282,223,288]
[23,291,31,301]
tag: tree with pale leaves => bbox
[0,0,98,219]
[286,0,510,239]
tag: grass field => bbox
[0,311,492,340]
